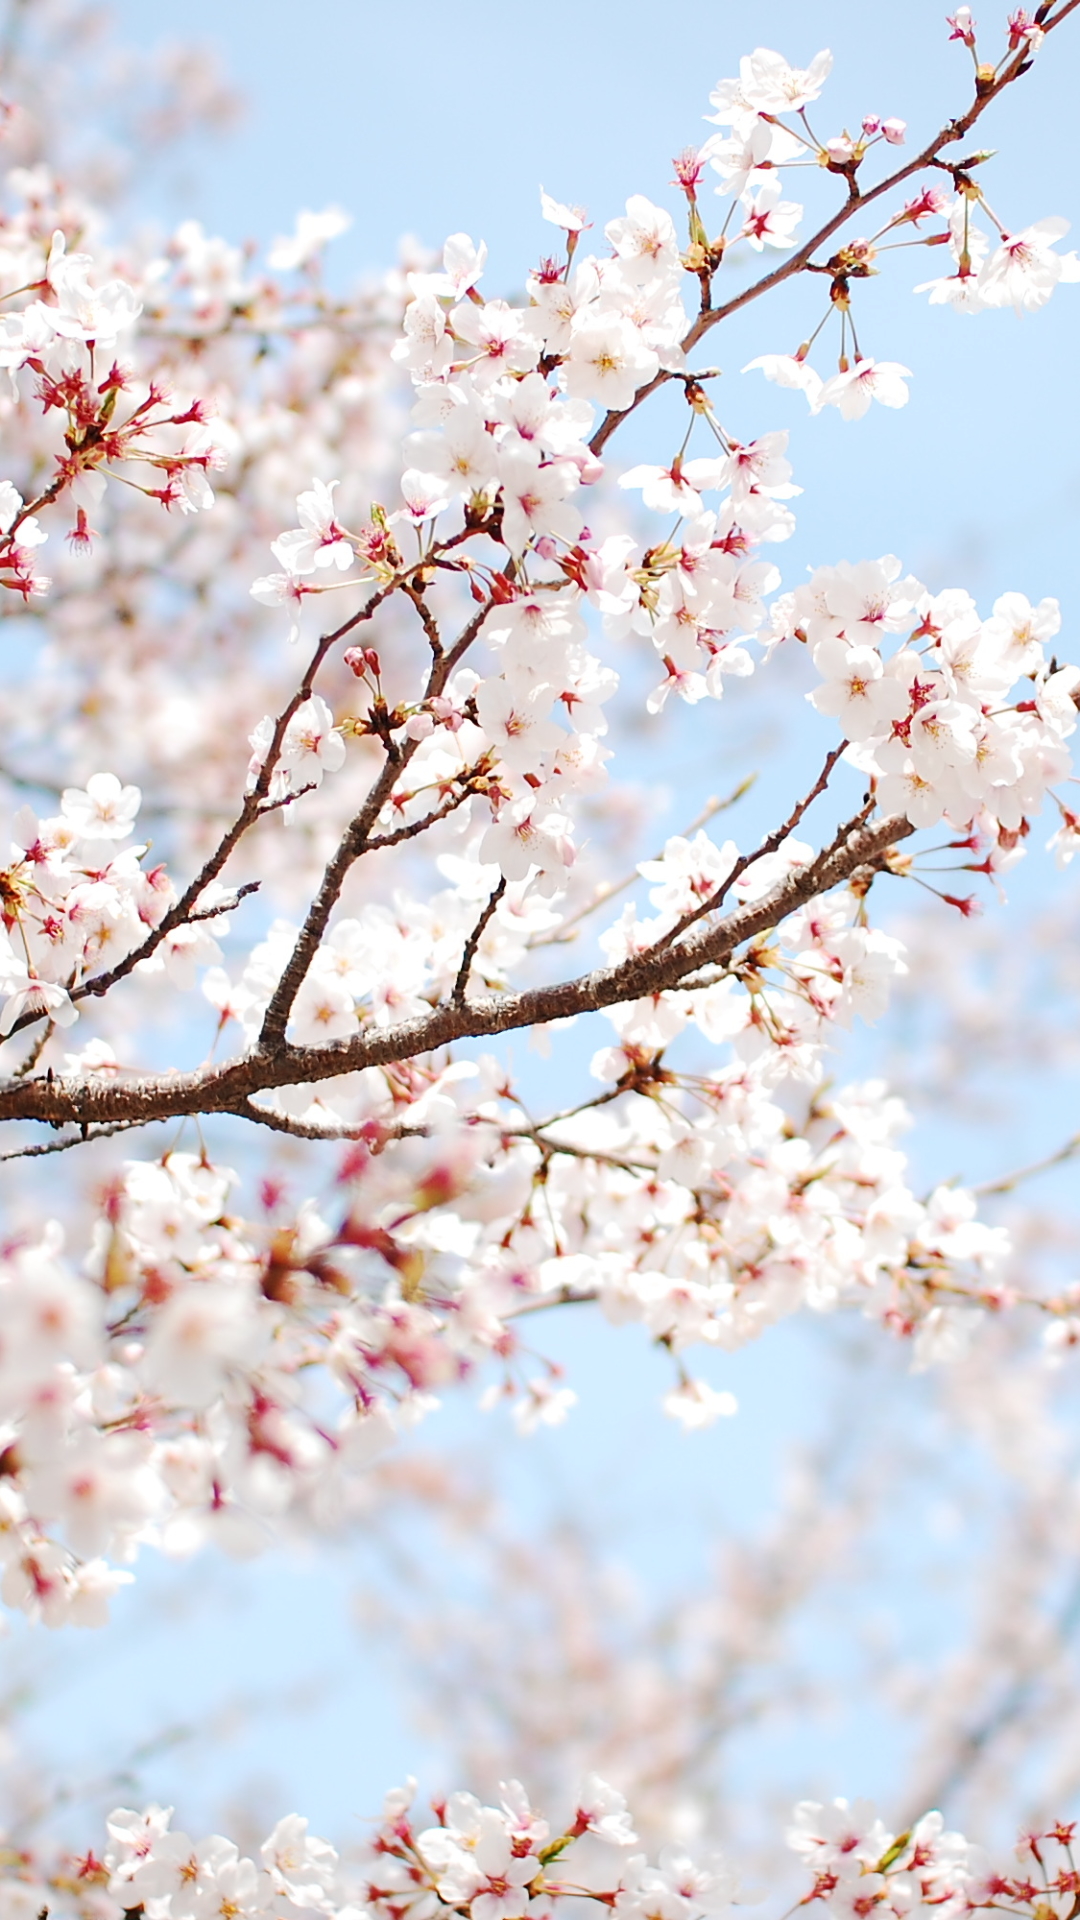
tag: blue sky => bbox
[10,0,1080,1857]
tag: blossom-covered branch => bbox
[0,3,1075,1628]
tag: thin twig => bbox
[0,1117,155,1161]
[530,778,756,950]
[401,579,443,658]
[3,586,395,1042]
[453,878,507,1003]
[11,1018,53,1079]
[230,1098,374,1143]
[366,778,489,852]
[975,1130,1080,1198]
[654,746,850,951]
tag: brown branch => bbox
[0,1117,156,1161]
[507,1122,653,1177]
[11,1018,53,1079]
[255,738,407,1048]
[0,809,914,1135]
[187,880,261,923]
[257,597,496,1048]
[3,585,400,1044]
[256,781,317,817]
[365,777,489,852]
[453,877,507,1003]
[14,13,1061,1057]
[654,745,850,951]
[401,579,443,658]
[229,1097,374,1142]
[519,1081,638,1134]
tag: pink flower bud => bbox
[429,695,464,731]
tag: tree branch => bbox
[256,596,495,1048]
[653,745,850,951]
[453,877,507,1003]
[3,585,400,1043]
[588,11,1079,456]
[0,810,913,1134]
[365,776,490,852]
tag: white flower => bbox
[497,450,581,556]
[272,479,354,575]
[540,187,589,232]
[61,771,141,840]
[140,1284,268,1409]
[564,309,659,411]
[261,1816,339,1908]
[662,1378,738,1427]
[815,359,911,419]
[281,695,346,789]
[268,206,351,271]
[977,217,1080,313]
[575,1775,638,1846]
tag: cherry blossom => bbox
[977,217,1080,312]
[0,22,1079,1920]
[814,359,913,420]
[13,1785,1080,1920]
[267,205,351,272]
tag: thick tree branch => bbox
[0,810,913,1134]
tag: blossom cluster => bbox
[7,1785,1080,1920]
[249,192,695,881]
[245,486,1077,883]
[0,773,226,1035]
[0,153,399,879]
[250,422,785,877]
[787,1798,1080,1920]
[0,1777,693,1920]
[792,567,1080,833]
[0,227,229,596]
[243,13,1080,880]
[702,43,1079,408]
[0,11,1076,1633]
[0,1023,1026,1624]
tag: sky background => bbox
[6,0,1080,1863]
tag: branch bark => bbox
[0,810,913,1134]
